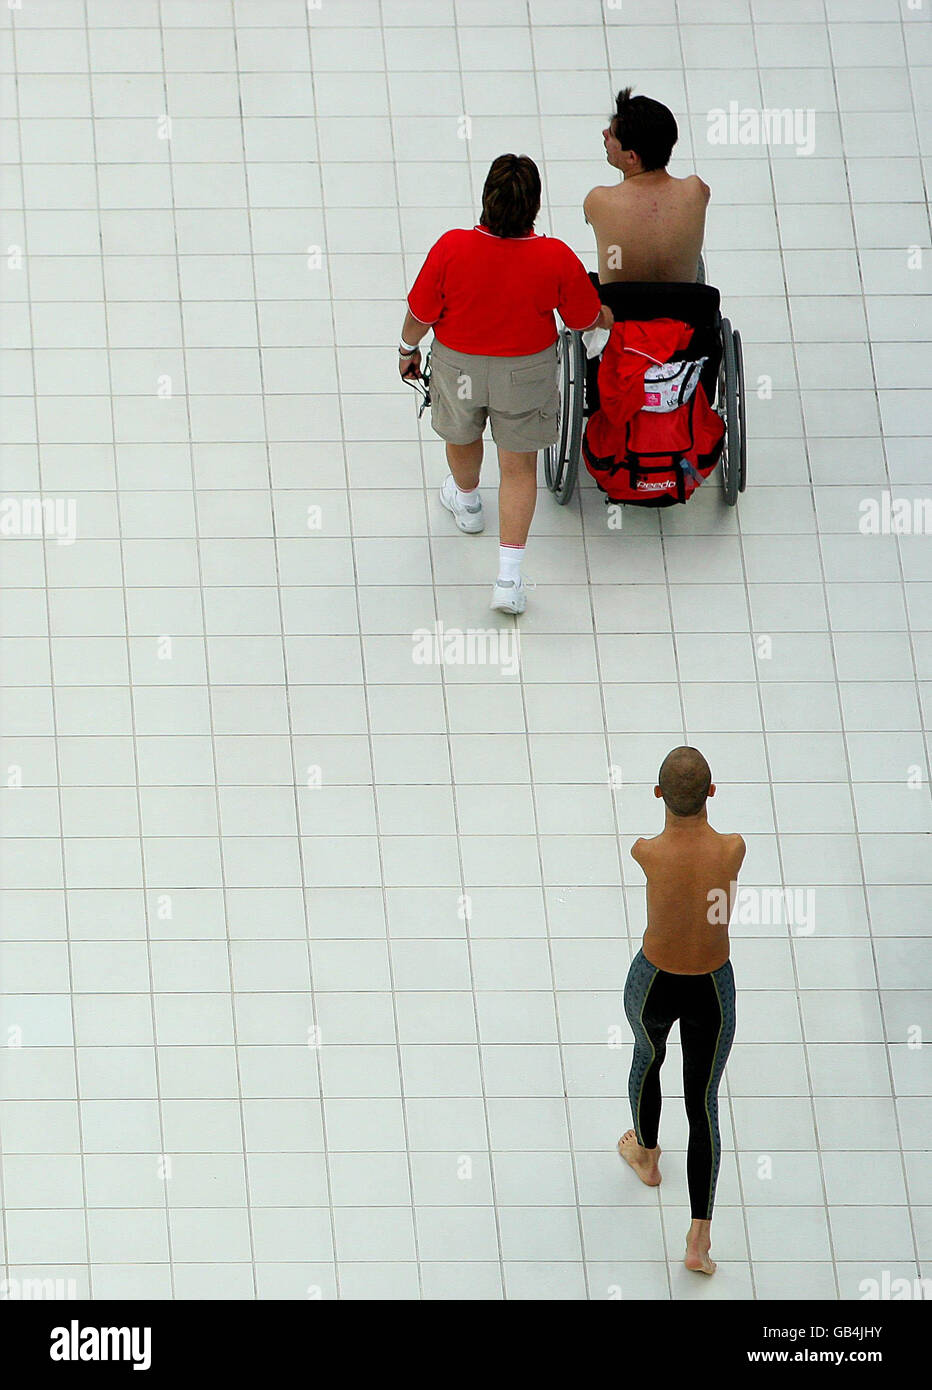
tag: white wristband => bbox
[399,338,419,353]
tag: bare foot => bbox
[684,1231,716,1275]
[617,1130,661,1186]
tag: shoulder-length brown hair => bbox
[480,154,541,238]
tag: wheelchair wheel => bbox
[718,317,744,506]
[544,327,585,505]
[734,327,747,492]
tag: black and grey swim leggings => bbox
[623,947,736,1220]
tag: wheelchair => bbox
[544,260,746,507]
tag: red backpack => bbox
[583,382,724,506]
[582,318,725,507]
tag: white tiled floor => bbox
[0,0,929,1301]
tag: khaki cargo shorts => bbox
[428,338,560,453]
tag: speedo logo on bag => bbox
[642,357,707,412]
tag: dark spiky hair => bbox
[612,86,678,171]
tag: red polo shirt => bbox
[407,225,602,356]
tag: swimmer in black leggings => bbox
[619,746,745,1275]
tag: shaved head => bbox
[657,746,712,817]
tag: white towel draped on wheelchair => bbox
[581,325,612,359]
[578,328,708,413]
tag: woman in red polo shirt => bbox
[399,154,612,614]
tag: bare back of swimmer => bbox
[633,787,745,976]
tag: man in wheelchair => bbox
[542,86,745,509]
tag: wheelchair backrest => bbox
[597,279,721,330]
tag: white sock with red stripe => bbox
[498,544,524,584]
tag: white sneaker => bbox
[490,576,534,615]
[440,473,484,533]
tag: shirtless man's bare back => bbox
[633,783,745,975]
[584,87,710,284]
